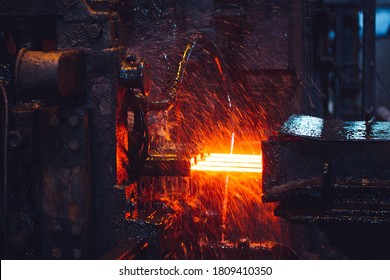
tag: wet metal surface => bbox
[280,114,390,141]
[263,114,390,224]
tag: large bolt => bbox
[87,24,102,39]
[52,247,63,259]
[50,223,63,236]
[68,139,80,151]
[67,114,80,127]
[73,248,82,260]
[71,224,83,236]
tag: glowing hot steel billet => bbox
[191,153,262,173]
[197,161,261,167]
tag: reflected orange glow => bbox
[114,41,295,257]
[191,153,262,173]
[116,125,129,184]
[116,86,129,185]
[189,157,285,248]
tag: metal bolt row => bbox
[48,113,82,152]
[51,246,82,259]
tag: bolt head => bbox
[52,247,62,259]
[68,114,80,127]
[68,139,80,151]
[71,224,83,236]
[73,248,82,260]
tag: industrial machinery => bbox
[262,0,390,259]
[1,0,390,260]
[0,0,129,259]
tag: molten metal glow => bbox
[191,153,262,173]
[116,87,130,185]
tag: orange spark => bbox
[214,57,224,77]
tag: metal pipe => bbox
[149,41,197,111]
[0,82,8,259]
[362,0,376,119]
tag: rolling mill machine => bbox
[1,0,390,260]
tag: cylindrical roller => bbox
[14,48,82,98]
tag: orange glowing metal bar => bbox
[191,166,261,173]
[197,161,261,168]
[205,153,261,163]
[191,153,262,173]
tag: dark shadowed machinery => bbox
[1,0,390,260]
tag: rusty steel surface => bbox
[40,105,91,259]
[14,48,82,98]
[1,0,126,259]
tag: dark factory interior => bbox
[1,0,390,260]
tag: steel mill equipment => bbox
[1,0,390,260]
